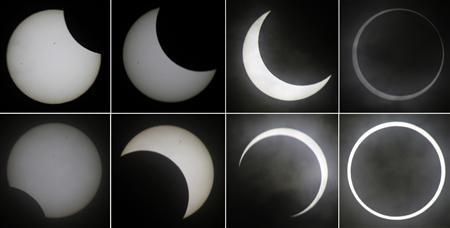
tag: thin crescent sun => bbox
[239,128,328,217]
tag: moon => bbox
[347,121,445,220]
[242,11,331,101]
[121,125,214,218]
[7,9,101,104]
[239,128,328,217]
[123,8,216,103]
[7,123,102,218]
[352,8,444,101]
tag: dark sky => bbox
[341,114,450,228]
[112,114,224,228]
[112,0,224,112]
[227,114,337,228]
[341,0,450,112]
[227,0,337,112]
[0,0,110,112]
[0,114,110,228]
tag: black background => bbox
[227,0,337,112]
[112,114,224,228]
[0,0,110,112]
[112,0,224,112]
[341,114,450,228]
[341,0,450,112]
[227,114,337,228]
[0,114,110,228]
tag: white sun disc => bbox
[347,121,445,220]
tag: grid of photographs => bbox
[1,0,449,227]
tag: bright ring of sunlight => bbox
[239,128,328,217]
[352,8,444,101]
[347,121,446,220]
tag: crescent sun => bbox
[121,125,214,219]
[242,11,331,101]
[123,8,216,103]
[239,128,328,217]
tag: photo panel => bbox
[0,114,110,227]
[341,114,450,227]
[227,114,338,228]
[341,0,450,112]
[0,0,110,112]
[112,0,225,112]
[226,0,338,112]
[112,114,225,227]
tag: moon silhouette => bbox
[239,128,328,217]
[7,123,102,218]
[352,8,444,101]
[242,11,331,101]
[7,9,101,104]
[348,121,446,220]
[121,125,214,218]
[123,8,216,103]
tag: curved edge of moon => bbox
[242,11,331,101]
[6,9,102,104]
[121,125,214,218]
[6,123,102,218]
[239,128,328,217]
[122,8,216,103]
[61,9,102,99]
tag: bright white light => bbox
[240,128,328,217]
[7,10,101,104]
[347,121,445,220]
[352,8,444,101]
[121,125,214,218]
[242,11,331,101]
[123,8,215,103]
